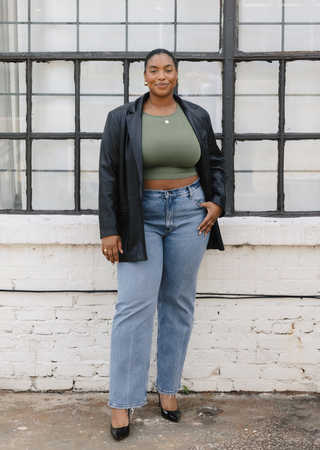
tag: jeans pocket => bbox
[190,187,206,208]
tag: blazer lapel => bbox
[126,111,143,185]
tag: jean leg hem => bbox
[155,384,181,396]
[108,399,147,409]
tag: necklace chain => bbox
[148,99,176,124]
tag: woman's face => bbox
[144,53,178,98]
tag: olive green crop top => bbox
[141,103,201,180]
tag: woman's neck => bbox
[148,93,175,109]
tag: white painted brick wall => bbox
[0,215,320,393]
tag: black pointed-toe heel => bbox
[158,393,181,422]
[110,409,130,441]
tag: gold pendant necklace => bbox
[148,99,176,124]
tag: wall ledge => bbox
[0,215,320,246]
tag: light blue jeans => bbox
[108,179,209,409]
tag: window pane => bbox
[31,25,77,52]
[234,141,278,212]
[286,61,320,132]
[284,25,320,52]
[177,0,220,22]
[239,0,282,22]
[128,0,174,22]
[79,25,125,51]
[284,140,320,211]
[286,61,320,95]
[235,61,279,95]
[81,62,123,94]
[0,24,28,52]
[128,25,174,51]
[32,97,75,132]
[33,61,74,94]
[32,140,74,210]
[0,140,26,210]
[178,62,222,96]
[285,97,320,133]
[285,0,320,22]
[79,0,125,22]
[235,62,279,133]
[31,0,77,22]
[177,25,220,52]
[81,140,100,210]
[129,62,149,96]
[80,96,124,132]
[0,63,26,133]
[238,25,282,52]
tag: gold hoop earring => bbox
[144,82,148,86]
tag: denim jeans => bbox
[108,179,209,409]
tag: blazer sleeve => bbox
[99,111,121,239]
[204,110,227,216]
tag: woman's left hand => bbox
[198,201,223,236]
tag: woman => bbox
[99,48,226,441]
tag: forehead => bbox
[146,53,175,69]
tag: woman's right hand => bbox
[101,235,123,265]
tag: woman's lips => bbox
[156,83,169,88]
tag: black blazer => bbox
[99,92,227,262]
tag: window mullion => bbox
[222,0,236,215]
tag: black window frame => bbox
[0,0,320,216]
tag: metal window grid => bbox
[0,1,320,215]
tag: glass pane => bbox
[128,0,174,22]
[180,96,222,133]
[32,140,74,210]
[238,25,282,52]
[285,0,320,22]
[177,0,220,22]
[234,140,278,171]
[81,140,100,210]
[129,62,149,96]
[79,0,125,22]
[80,96,124,132]
[284,140,320,211]
[31,0,77,22]
[79,25,125,51]
[17,0,29,21]
[284,173,320,211]
[235,97,278,133]
[3,0,29,21]
[0,63,26,133]
[285,97,320,133]
[0,95,26,132]
[235,62,279,133]
[31,25,77,52]
[0,140,26,210]
[178,62,222,96]
[239,0,282,22]
[33,61,74,94]
[235,172,278,211]
[81,62,123,94]
[284,25,320,52]
[177,25,220,52]
[128,25,174,51]
[286,61,320,95]
[235,140,278,212]
[32,96,75,132]
[0,24,28,52]
[235,61,279,95]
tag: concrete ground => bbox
[0,392,319,450]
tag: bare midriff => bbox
[143,174,199,190]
